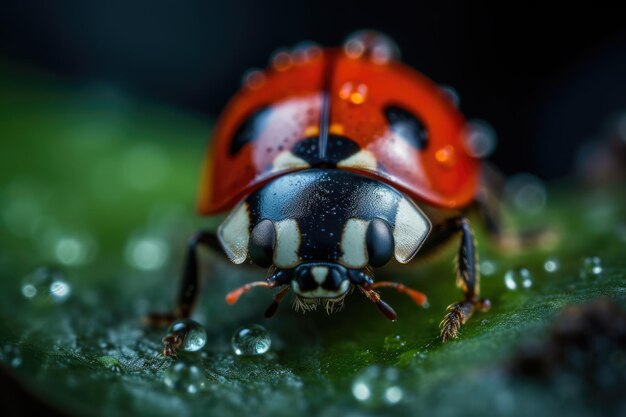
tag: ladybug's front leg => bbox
[439,218,491,342]
[146,230,223,326]
[147,231,225,357]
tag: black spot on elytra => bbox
[384,104,429,149]
[292,135,360,165]
[229,106,272,156]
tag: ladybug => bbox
[152,31,522,357]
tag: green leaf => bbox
[1,63,625,417]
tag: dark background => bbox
[2,1,626,179]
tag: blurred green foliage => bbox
[0,64,625,417]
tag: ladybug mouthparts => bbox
[264,262,374,314]
[291,262,352,298]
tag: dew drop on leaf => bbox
[580,256,603,278]
[480,259,497,276]
[0,344,22,368]
[231,324,271,356]
[21,266,71,305]
[504,268,533,290]
[352,365,404,408]
[166,319,207,353]
[383,335,407,352]
[163,362,206,394]
[544,257,560,273]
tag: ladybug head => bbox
[278,262,380,313]
[219,170,431,318]
[242,216,387,313]
[230,260,378,315]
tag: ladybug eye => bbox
[384,105,428,149]
[366,218,394,267]
[229,106,272,156]
[249,219,275,268]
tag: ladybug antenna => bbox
[225,270,290,305]
[369,281,429,308]
[225,281,275,305]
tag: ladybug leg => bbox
[145,230,224,327]
[357,285,398,321]
[439,218,491,342]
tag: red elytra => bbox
[197,48,479,215]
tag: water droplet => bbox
[504,267,533,290]
[231,324,271,356]
[544,257,560,273]
[271,50,292,71]
[21,266,71,304]
[440,85,460,107]
[50,280,71,299]
[163,362,206,394]
[480,260,497,276]
[125,234,169,271]
[0,345,22,368]
[167,319,207,352]
[351,365,404,408]
[383,335,407,351]
[98,340,113,350]
[292,41,322,64]
[580,256,602,278]
[242,69,266,90]
[339,82,368,104]
[54,233,96,266]
[435,145,457,169]
[11,356,22,367]
[384,386,403,404]
[343,30,400,64]
[344,39,365,59]
[464,119,497,158]
[504,174,547,214]
[55,237,82,264]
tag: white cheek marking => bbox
[270,151,310,173]
[340,218,369,268]
[218,202,250,264]
[393,197,431,263]
[311,266,329,284]
[337,149,377,171]
[274,219,301,268]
